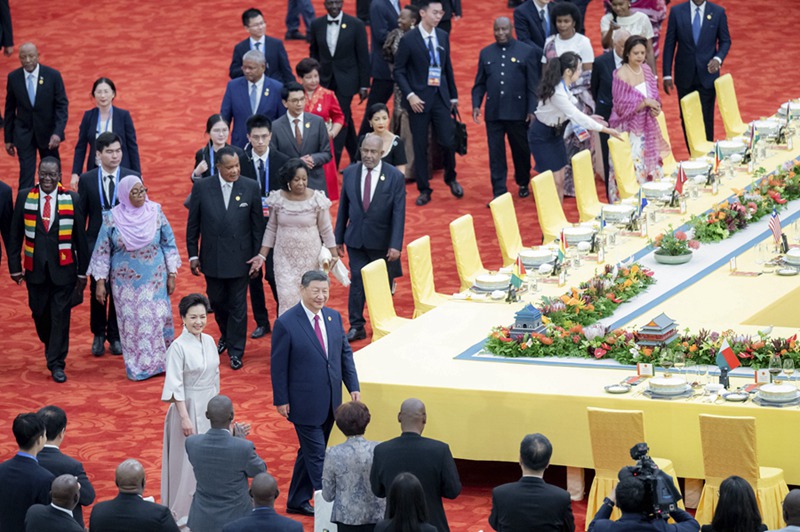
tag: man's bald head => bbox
[206,395,235,429]
[51,474,80,510]
[18,43,39,73]
[784,489,800,525]
[612,30,631,57]
[115,459,146,494]
[251,472,280,507]
[493,17,513,45]
[397,398,426,434]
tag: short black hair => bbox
[215,146,238,167]
[295,57,320,78]
[301,270,329,287]
[403,5,421,25]
[615,476,647,514]
[205,113,229,134]
[39,156,61,173]
[417,0,443,10]
[37,405,67,441]
[13,413,45,449]
[281,81,305,101]
[520,433,553,471]
[246,114,272,135]
[335,401,371,436]
[551,1,583,33]
[95,131,122,152]
[242,7,263,26]
[366,103,390,122]
[278,158,307,191]
[179,293,211,317]
[91,77,116,98]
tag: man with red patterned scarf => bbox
[8,157,88,383]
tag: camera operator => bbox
[588,476,699,532]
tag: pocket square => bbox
[239,202,249,207]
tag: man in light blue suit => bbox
[221,50,286,148]
[270,270,360,516]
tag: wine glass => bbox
[660,350,674,377]
[784,359,795,386]
[769,354,783,384]
[684,359,696,387]
[673,352,686,379]
[696,364,708,387]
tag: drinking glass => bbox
[660,350,674,377]
[673,352,686,378]
[769,354,783,384]
[696,364,709,386]
[784,358,795,385]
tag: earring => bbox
[288,184,292,191]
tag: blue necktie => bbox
[258,158,267,195]
[692,7,701,44]
[26,74,35,106]
[391,0,400,14]
[540,8,549,38]
[427,36,438,67]
[250,83,258,114]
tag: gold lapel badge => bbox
[305,122,310,128]
[264,88,270,97]
[341,23,347,29]
[235,195,241,201]
[39,77,44,85]
[511,57,517,62]
[706,14,712,19]
[380,174,385,181]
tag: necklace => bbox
[626,63,643,76]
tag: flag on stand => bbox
[557,230,567,263]
[714,142,722,173]
[637,187,648,217]
[769,208,782,245]
[511,256,526,288]
[715,339,741,370]
[675,163,688,194]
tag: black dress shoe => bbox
[415,192,431,206]
[109,339,123,355]
[230,356,243,370]
[217,338,227,354]
[286,503,314,516]
[52,369,67,383]
[346,328,367,341]
[91,336,105,356]
[284,30,307,40]
[448,180,464,198]
[251,325,270,339]
[519,186,530,198]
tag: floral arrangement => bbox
[651,226,700,256]
[689,162,800,242]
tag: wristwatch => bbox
[603,497,615,508]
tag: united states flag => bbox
[769,208,782,245]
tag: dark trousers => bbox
[438,19,452,33]
[346,247,398,330]
[27,271,74,371]
[677,77,716,151]
[249,248,278,326]
[338,525,376,532]
[205,275,249,359]
[358,79,395,136]
[408,98,456,194]
[287,409,335,508]
[486,119,531,198]
[17,142,59,190]
[330,80,358,165]
[285,0,315,32]
[596,106,613,196]
[89,276,119,341]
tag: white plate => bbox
[647,383,691,396]
[722,391,749,402]
[756,390,800,404]
[605,384,632,394]
[777,268,799,276]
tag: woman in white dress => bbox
[160,293,220,527]
[600,0,656,73]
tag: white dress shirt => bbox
[418,25,440,65]
[40,189,57,225]
[535,82,604,132]
[361,161,381,204]
[250,36,266,52]
[614,51,623,69]
[26,64,40,102]
[301,300,328,354]
[253,148,270,190]
[250,75,265,112]
[50,503,74,517]
[326,13,343,56]
[100,165,119,206]
[288,112,305,140]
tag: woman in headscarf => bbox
[87,176,181,380]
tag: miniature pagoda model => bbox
[637,313,679,347]
[509,304,547,340]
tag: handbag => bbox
[452,108,468,156]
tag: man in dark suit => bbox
[0,0,13,57]
[222,50,286,149]
[357,0,400,137]
[472,17,538,201]
[0,413,54,532]
[222,473,303,532]
[78,132,140,357]
[270,82,332,193]
[8,157,88,383]
[4,43,69,189]
[370,398,462,532]
[239,114,289,338]
[0,179,12,268]
[513,0,553,55]
[186,147,265,369]
[662,0,731,146]
[89,459,180,532]
[36,406,95,528]
[335,134,405,341]
[186,395,267,532]
[270,270,360,516]
[394,0,463,207]
[309,0,370,165]
[24,474,83,532]
[490,433,574,532]
[591,29,628,194]
[230,8,294,84]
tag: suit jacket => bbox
[220,76,286,148]
[394,27,457,111]
[222,507,303,532]
[375,520,438,532]
[36,446,95,528]
[370,433,462,532]
[4,64,69,148]
[229,36,294,84]
[0,454,55,532]
[662,1,731,89]
[186,176,264,279]
[71,107,141,175]
[489,476,575,532]
[89,492,180,532]
[588,504,699,532]
[271,302,359,426]
[309,13,370,99]
[239,147,289,200]
[78,166,140,251]
[335,162,405,251]
[185,428,267,532]
[514,0,554,51]
[269,113,332,192]
[0,0,12,48]
[0,180,12,268]
[24,504,83,532]
[369,0,400,81]
[8,188,90,284]
[591,50,617,120]
[193,144,246,179]
[472,39,539,121]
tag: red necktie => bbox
[314,315,326,357]
[362,169,372,211]
[43,195,51,232]
[294,119,303,148]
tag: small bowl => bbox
[605,383,632,394]
[706,383,725,394]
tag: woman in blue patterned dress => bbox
[88,175,181,380]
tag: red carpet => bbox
[0,0,796,530]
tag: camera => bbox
[618,442,682,519]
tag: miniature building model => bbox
[637,313,679,347]
[510,304,547,340]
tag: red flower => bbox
[675,231,687,241]
[688,240,700,250]
[594,348,607,359]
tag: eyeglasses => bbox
[130,188,148,197]
[287,97,305,104]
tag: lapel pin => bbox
[235,195,241,201]
[327,315,332,321]
[38,77,44,85]
[341,23,347,29]
[380,174,385,181]
[305,122,310,129]
[264,88,270,97]
[706,13,711,19]
[317,104,322,111]
[511,57,517,62]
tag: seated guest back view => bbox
[89,458,179,532]
[370,398,462,532]
[775,489,800,532]
[490,433,574,531]
[222,472,303,532]
[701,476,767,532]
[374,472,439,532]
[24,474,83,532]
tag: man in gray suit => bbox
[269,81,332,194]
[186,395,267,532]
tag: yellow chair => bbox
[361,259,411,342]
[531,171,568,245]
[449,215,489,291]
[696,415,788,530]
[572,150,605,221]
[608,134,640,199]
[680,91,715,158]
[715,74,748,139]
[586,408,682,529]
[489,193,524,267]
[655,112,677,176]
[407,236,449,318]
